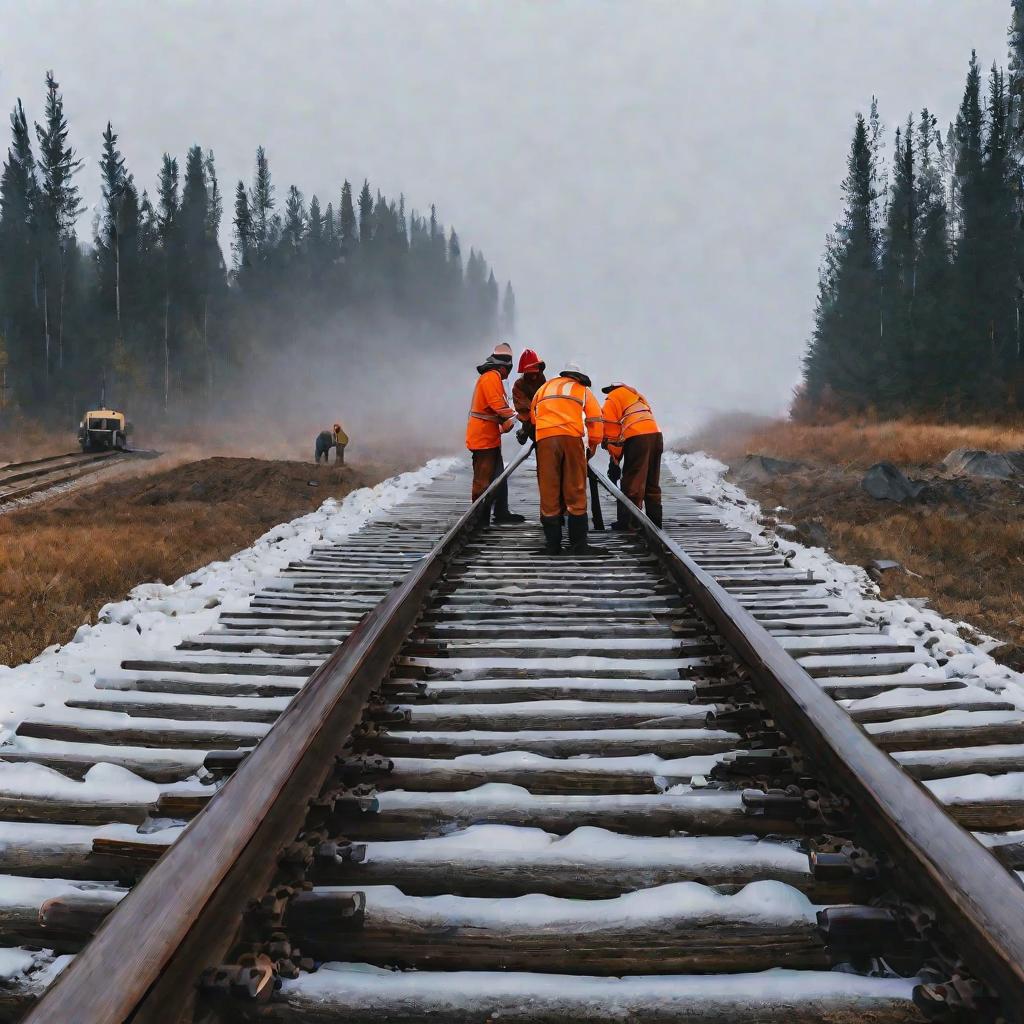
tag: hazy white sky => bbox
[0,0,1011,435]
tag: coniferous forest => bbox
[0,73,514,428]
[801,2,1024,420]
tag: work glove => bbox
[515,425,529,446]
[500,418,516,434]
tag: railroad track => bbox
[0,450,132,505]
[0,449,1022,1022]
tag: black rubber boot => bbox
[538,517,562,556]
[646,501,663,528]
[494,511,526,524]
[568,513,601,555]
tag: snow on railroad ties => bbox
[0,458,458,761]
[665,451,1024,710]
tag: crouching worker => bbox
[530,362,604,555]
[601,382,663,528]
[466,343,525,523]
[314,429,334,464]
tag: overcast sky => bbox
[0,0,1012,436]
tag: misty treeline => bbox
[0,72,515,426]
[801,2,1024,421]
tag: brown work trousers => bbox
[620,431,663,511]
[536,435,588,518]
[470,447,511,516]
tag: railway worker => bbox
[511,348,546,445]
[529,361,604,556]
[332,422,349,465]
[601,381,663,528]
[314,429,334,464]
[466,342,525,524]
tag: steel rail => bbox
[23,445,533,1024]
[589,462,1024,1019]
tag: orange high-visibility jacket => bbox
[530,376,604,447]
[466,369,516,450]
[602,385,660,447]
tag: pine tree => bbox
[914,109,954,405]
[232,180,252,271]
[281,184,306,257]
[802,113,880,409]
[502,281,516,336]
[307,194,325,278]
[357,179,373,243]
[250,146,275,261]
[322,201,336,255]
[179,145,209,310]
[950,52,987,407]
[156,154,179,410]
[980,64,1018,400]
[34,71,82,379]
[0,100,39,402]
[339,180,356,253]
[95,122,127,321]
[485,269,499,331]
[879,119,916,408]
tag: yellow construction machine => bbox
[78,408,130,451]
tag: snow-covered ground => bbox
[0,458,458,746]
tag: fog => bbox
[0,0,1011,444]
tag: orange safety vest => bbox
[466,368,515,450]
[602,384,660,445]
[530,376,604,445]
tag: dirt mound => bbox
[40,456,389,525]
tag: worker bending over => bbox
[601,382,663,527]
[466,342,525,523]
[512,348,546,445]
[530,361,604,555]
[315,422,348,465]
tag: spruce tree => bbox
[357,179,373,243]
[322,201,336,255]
[250,146,275,260]
[281,184,306,257]
[502,281,516,336]
[0,100,39,400]
[339,180,356,253]
[156,154,179,410]
[232,180,252,271]
[179,145,209,311]
[914,109,954,405]
[34,71,82,378]
[980,64,1018,400]
[879,120,916,408]
[95,122,126,322]
[802,113,880,409]
[950,52,987,408]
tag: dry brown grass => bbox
[0,456,406,667]
[715,418,1024,671]
[691,416,1024,469]
[754,473,1024,667]
[0,416,78,464]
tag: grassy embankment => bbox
[0,456,409,667]
[689,417,1024,669]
